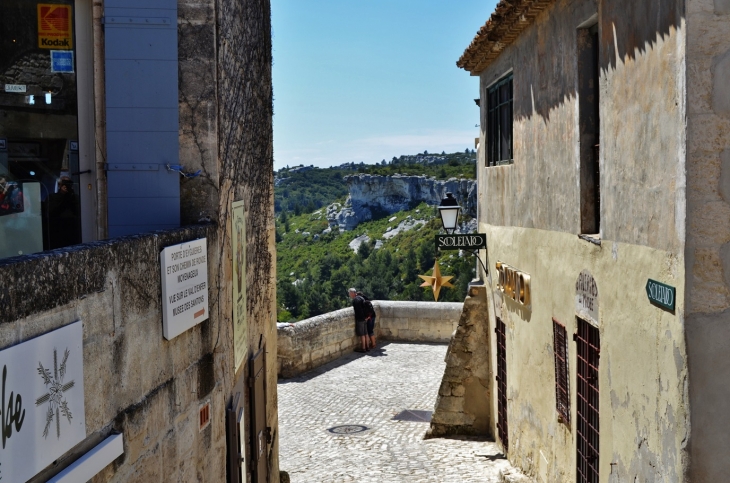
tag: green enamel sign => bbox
[646,279,675,311]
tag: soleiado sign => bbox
[646,279,675,312]
[435,234,487,250]
[0,321,86,482]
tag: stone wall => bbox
[685,0,730,480]
[0,225,227,482]
[277,301,463,378]
[427,283,492,439]
[0,0,277,479]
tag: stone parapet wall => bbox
[376,301,463,342]
[277,301,463,378]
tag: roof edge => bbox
[457,0,557,74]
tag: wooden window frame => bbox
[486,74,513,166]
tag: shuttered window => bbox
[104,0,180,237]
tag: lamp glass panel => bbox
[439,207,460,232]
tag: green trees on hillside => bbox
[276,208,476,322]
[274,151,479,322]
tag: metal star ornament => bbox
[418,259,455,301]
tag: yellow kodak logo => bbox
[37,4,73,49]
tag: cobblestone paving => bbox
[278,342,514,482]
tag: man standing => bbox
[349,288,369,352]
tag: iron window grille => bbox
[575,317,600,483]
[495,317,508,450]
[486,74,514,166]
[552,318,570,424]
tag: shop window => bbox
[553,318,570,424]
[0,0,82,258]
[486,73,513,166]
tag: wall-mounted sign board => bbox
[435,234,487,250]
[576,270,599,326]
[646,279,675,312]
[496,261,531,308]
[0,321,86,483]
[160,238,209,340]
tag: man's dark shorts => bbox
[355,320,367,336]
[366,316,375,336]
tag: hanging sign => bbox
[576,270,599,325]
[37,4,73,49]
[435,233,487,250]
[160,238,209,340]
[0,321,86,483]
[646,279,675,312]
[232,200,248,371]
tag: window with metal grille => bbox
[486,74,513,166]
[553,318,570,424]
[575,317,600,483]
[495,317,508,450]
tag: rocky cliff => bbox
[327,174,476,231]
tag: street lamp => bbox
[438,192,461,234]
[435,192,489,277]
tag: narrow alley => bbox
[278,343,517,482]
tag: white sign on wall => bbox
[0,321,86,483]
[576,270,599,326]
[160,238,209,340]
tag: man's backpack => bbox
[357,292,375,319]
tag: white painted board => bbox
[48,433,124,483]
[0,321,86,483]
[160,238,209,340]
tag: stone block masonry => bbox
[0,225,230,482]
[277,301,463,378]
[426,283,492,439]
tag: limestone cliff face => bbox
[328,174,476,231]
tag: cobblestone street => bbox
[278,342,514,482]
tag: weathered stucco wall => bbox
[474,0,690,481]
[685,0,730,480]
[478,0,687,255]
[481,225,687,483]
[277,301,463,378]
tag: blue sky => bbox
[271,1,498,170]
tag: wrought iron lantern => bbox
[437,192,461,234]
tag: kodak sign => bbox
[37,4,73,49]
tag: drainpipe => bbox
[92,0,108,240]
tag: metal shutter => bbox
[104,0,179,238]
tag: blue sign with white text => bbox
[50,50,74,73]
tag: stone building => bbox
[0,0,278,482]
[445,0,730,481]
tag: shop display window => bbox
[0,0,81,258]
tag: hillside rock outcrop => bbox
[327,174,476,231]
